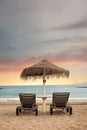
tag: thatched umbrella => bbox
[21,59,70,96]
[21,59,70,112]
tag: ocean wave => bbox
[0,97,87,101]
[0,98,19,101]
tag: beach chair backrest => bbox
[19,93,36,107]
[52,92,70,107]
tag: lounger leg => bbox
[66,106,72,115]
[50,107,53,115]
[69,107,72,115]
[16,107,19,115]
[36,109,38,116]
[19,108,22,113]
[66,107,69,113]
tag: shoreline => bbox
[0,99,87,105]
[0,97,87,100]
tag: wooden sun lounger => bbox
[50,92,72,115]
[16,93,38,116]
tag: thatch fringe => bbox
[21,66,69,80]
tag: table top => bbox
[38,96,49,100]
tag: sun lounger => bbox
[16,93,38,116]
[50,92,72,115]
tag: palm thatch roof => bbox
[20,59,70,80]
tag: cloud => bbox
[0,44,87,75]
[0,0,87,66]
[58,19,87,30]
[51,45,87,63]
[40,36,87,44]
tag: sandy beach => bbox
[0,100,87,130]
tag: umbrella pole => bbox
[43,68,46,96]
[42,68,46,113]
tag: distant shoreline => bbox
[76,86,87,88]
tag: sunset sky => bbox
[0,0,87,85]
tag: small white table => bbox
[37,96,48,113]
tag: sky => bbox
[0,0,87,85]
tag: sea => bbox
[0,84,87,101]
